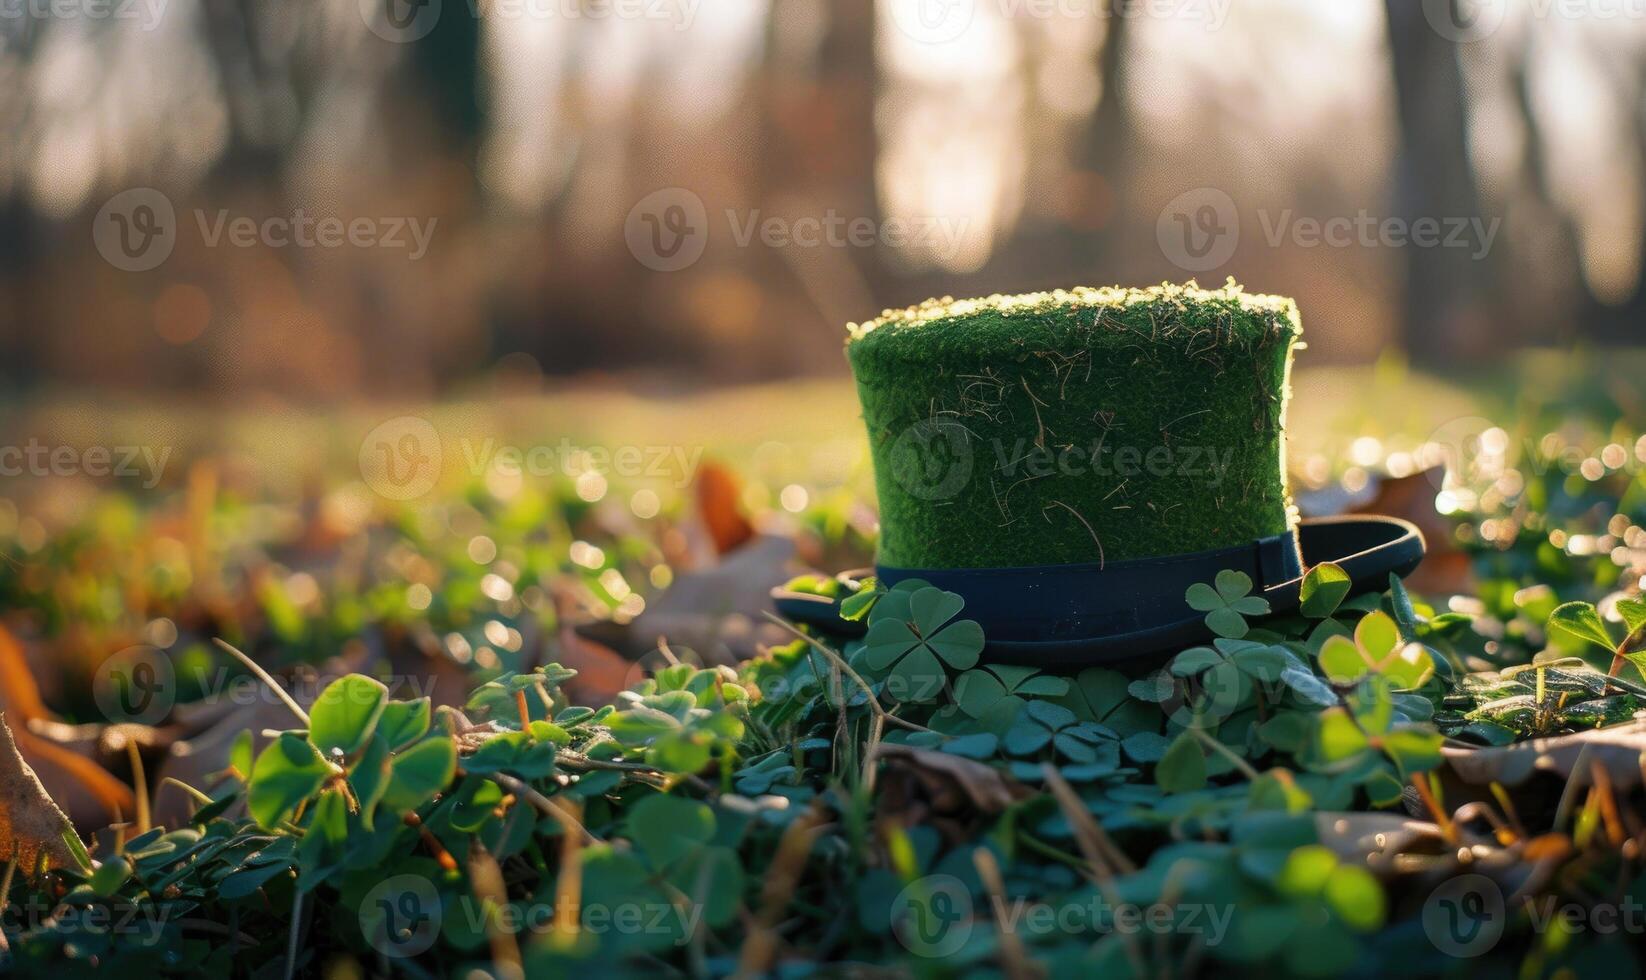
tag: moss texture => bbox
[846,281,1302,570]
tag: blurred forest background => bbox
[1,0,1644,403]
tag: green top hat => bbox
[775,279,1422,663]
[847,281,1302,570]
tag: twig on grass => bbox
[213,638,310,726]
[478,769,600,845]
[1187,726,1260,782]
[974,848,1033,980]
[762,613,935,735]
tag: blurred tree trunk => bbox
[409,6,483,161]
[1079,13,1132,209]
[1604,58,1646,339]
[754,0,880,363]
[1508,42,1596,343]
[1382,0,1498,365]
[984,14,1129,291]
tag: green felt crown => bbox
[846,281,1303,570]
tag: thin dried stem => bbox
[762,613,935,734]
[213,639,310,726]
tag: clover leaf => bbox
[1155,733,1207,794]
[862,586,983,702]
[1316,611,1435,690]
[247,733,334,829]
[1314,678,1442,786]
[953,665,1069,732]
[1186,570,1271,639]
[1171,638,1289,682]
[1002,700,1117,766]
[1299,563,1352,619]
[1618,596,1646,634]
[626,793,715,869]
[1548,601,1615,651]
[734,753,798,795]
[380,736,456,813]
[309,673,388,759]
[840,576,884,621]
[1053,667,1162,744]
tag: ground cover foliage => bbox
[4,375,1646,977]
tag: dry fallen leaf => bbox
[875,744,1027,836]
[0,624,136,829]
[1442,726,1646,790]
[695,460,756,557]
[0,711,92,873]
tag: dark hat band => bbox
[877,529,1303,646]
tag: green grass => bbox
[847,282,1301,568]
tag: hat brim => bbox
[769,515,1425,667]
